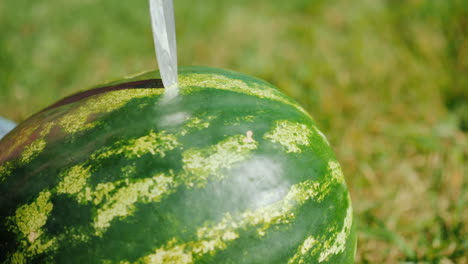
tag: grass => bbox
[0,0,467,262]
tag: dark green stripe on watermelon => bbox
[0,66,355,264]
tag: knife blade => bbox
[149,0,178,93]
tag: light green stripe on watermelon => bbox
[10,237,57,264]
[288,199,353,264]
[136,241,194,264]
[0,123,40,162]
[178,115,216,136]
[135,176,334,264]
[328,160,345,184]
[0,122,53,183]
[121,165,137,177]
[58,89,164,134]
[223,114,257,126]
[19,138,46,164]
[78,181,117,205]
[56,164,92,195]
[6,181,58,262]
[38,122,55,137]
[264,120,313,153]
[2,121,54,163]
[92,130,179,160]
[178,73,310,117]
[181,132,257,187]
[93,173,176,235]
[0,161,14,183]
[11,191,53,243]
[318,203,353,262]
[292,160,346,202]
[287,236,319,264]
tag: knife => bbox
[149,0,179,94]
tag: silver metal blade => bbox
[149,0,178,92]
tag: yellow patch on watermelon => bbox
[93,173,175,235]
[39,122,55,137]
[178,115,215,136]
[92,130,179,160]
[223,114,258,126]
[20,138,46,163]
[238,178,329,236]
[139,218,240,263]
[0,123,39,161]
[0,120,55,167]
[2,122,55,181]
[58,89,163,134]
[13,191,53,243]
[0,121,53,177]
[286,177,333,204]
[0,120,40,156]
[28,237,57,256]
[9,251,26,264]
[181,133,258,187]
[9,236,58,264]
[264,120,313,153]
[121,164,137,177]
[288,237,318,264]
[0,161,14,183]
[81,182,117,205]
[237,115,256,123]
[327,160,345,184]
[142,241,193,264]
[56,164,92,195]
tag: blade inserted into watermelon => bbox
[149,0,179,95]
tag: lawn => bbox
[0,0,467,262]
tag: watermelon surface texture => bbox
[0,66,356,263]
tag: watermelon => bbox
[0,66,356,263]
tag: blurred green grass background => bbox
[0,0,467,262]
